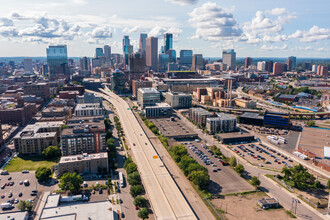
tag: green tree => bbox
[306,121,315,127]
[107,178,112,188]
[133,196,146,207]
[59,172,83,194]
[106,130,113,139]
[229,156,237,167]
[35,166,52,182]
[189,170,210,190]
[186,163,208,176]
[130,185,143,197]
[17,200,26,211]
[126,163,138,175]
[179,155,196,175]
[138,207,149,220]
[106,138,116,152]
[251,176,261,188]
[123,157,133,169]
[281,166,292,180]
[128,171,141,186]
[26,201,33,211]
[42,146,61,159]
[235,164,245,175]
[170,145,188,162]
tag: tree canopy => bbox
[35,166,52,182]
[59,172,83,194]
[42,146,61,159]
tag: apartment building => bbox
[206,113,237,134]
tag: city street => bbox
[176,111,326,220]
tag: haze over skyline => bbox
[0,0,329,58]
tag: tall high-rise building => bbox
[164,33,173,53]
[286,56,296,71]
[265,60,273,72]
[312,64,318,73]
[128,52,146,73]
[244,57,252,69]
[95,48,104,58]
[192,54,204,71]
[123,36,133,65]
[46,45,68,76]
[257,61,266,71]
[139,33,148,54]
[179,50,193,67]
[317,65,328,77]
[146,37,158,71]
[104,45,111,61]
[273,62,283,75]
[80,57,90,71]
[24,57,33,73]
[222,49,236,70]
[168,49,176,63]
[159,53,170,72]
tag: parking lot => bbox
[177,140,254,195]
[0,171,40,212]
[229,143,297,171]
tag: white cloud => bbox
[288,26,330,42]
[260,44,288,51]
[69,0,87,5]
[0,18,14,27]
[242,8,296,44]
[148,26,182,40]
[86,26,112,44]
[122,26,145,34]
[165,0,198,6]
[188,2,242,41]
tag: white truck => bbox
[1,203,13,209]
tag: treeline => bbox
[170,145,210,190]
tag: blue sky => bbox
[0,0,329,57]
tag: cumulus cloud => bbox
[165,0,198,6]
[0,18,14,27]
[86,26,112,44]
[242,8,296,44]
[188,2,242,41]
[288,26,330,42]
[260,44,288,51]
[148,26,182,40]
[122,26,145,34]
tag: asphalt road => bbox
[94,88,197,220]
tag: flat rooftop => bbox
[241,112,264,120]
[59,153,108,164]
[138,87,159,94]
[150,116,198,139]
[217,132,254,139]
[40,199,114,220]
[14,122,63,140]
[75,103,101,110]
[299,127,330,158]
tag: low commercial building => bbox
[145,103,172,118]
[235,98,256,109]
[137,88,160,108]
[277,94,298,102]
[54,153,108,176]
[162,78,220,93]
[61,116,106,156]
[62,83,85,95]
[74,103,103,117]
[42,106,72,118]
[82,78,104,91]
[132,79,152,98]
[165,92,192,108]
[206,113,237,134]
[258,198,279,209]
[40,194,115,220]
[216,132,255,144]
[13,121,63,155]
[77,93,103,106]
[59,91,79,100]
[264,111,290,128]
[23,82,50,101]
[189,107,213,127]
[239,112,264,126]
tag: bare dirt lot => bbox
[212,192,292,220]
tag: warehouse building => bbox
[216,132,255,144]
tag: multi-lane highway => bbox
[92,88,197,220]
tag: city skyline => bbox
[0,0,329,57]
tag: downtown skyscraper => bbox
[164,33,173,53]
[146,37,158,71]
[123,36,133,65]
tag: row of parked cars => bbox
[235,144,293,167]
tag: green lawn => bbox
[4,155,57,172]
